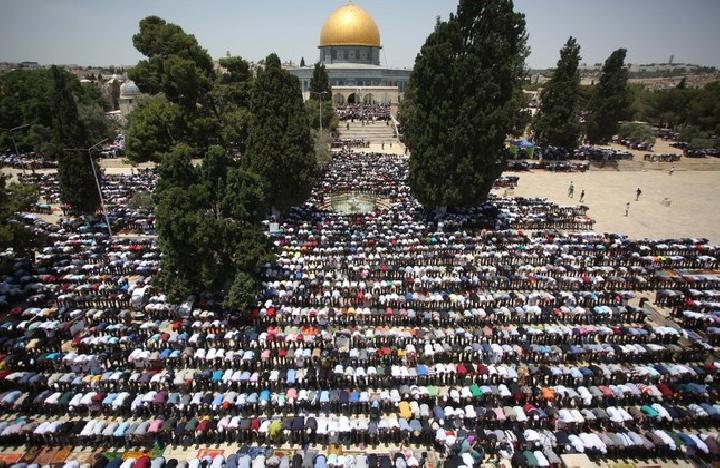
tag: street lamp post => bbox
[310,91,330,134]
[0,124,30,175]
[63,138,112,238]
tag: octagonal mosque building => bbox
[287,2,411,111]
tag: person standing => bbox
[568,182,574,198]
[579,190,585,202]
[625,202,630,217]
[636,188,642,201]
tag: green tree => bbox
[127,17,254,159]
[687,81,720,135]
[577,84,595,116]
[313,129,333,169]
[0,175,42,268]
[127,191,155,210]
[678,124,705,143]
[679,125,720,150]
[688,138,717,150]
[648,87,693,129]
[618,122,656,143]
[309,63,331,101]
[305,99,338,131]
[155,184,205,302]
[49,66,101,215]
[508,88,531,138]
[127,17,271,310]
[0,69,108,155]
[155,143,197,194]
[243,53,317,214]
[213,55,254,153]
[586,49,630,143]
[129,16,214,99]
[154,143,271,309]
[403,0,528,210]
[0,70,54,152]
[125,95,183,163]
[620,80,719,133]
[78,100,113,144]
[532,37,582,149]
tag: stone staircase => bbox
[338,120,397,143]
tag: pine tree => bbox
[243,54,317,214]
[309,63,331,101]
[533,37,582,149]
[128,17,254,159]
[403,0,527,210]
[300,56,306,67]
[586,48,630,143]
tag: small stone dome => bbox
[120,80,141,96]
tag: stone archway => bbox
[347,92,360,104]
[333,93,345,105]
[362,93,375,105]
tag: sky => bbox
[0,0,719,70]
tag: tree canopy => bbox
[49,66,102,215]
[126,17,317,309]
[126,16,254,161]
[125,94,183,163]
[626,78,720,150]
[0,174,43,272]
[532,37,582,149]
[618,121,656,143]
[154,144,272,308]
[305,99,338,131]
[586,48,629,144]
[403,0,528,210]
[0,68,110,155]
[309,63,331,101]
[242,54,317,214]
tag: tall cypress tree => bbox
[49,65,101,215]
[155,143,271,308]
[586,48,630,143]
[243,53,317,214]
[533,37,582,149]
[309,63,331,101]
[403,0,528,210]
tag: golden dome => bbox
[320,3,381,47]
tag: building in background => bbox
[103,74,145,118]
[287,2,411,113]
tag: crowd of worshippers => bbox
[0,151,58,170]
[336,104,391,122]
[656,281,720,346]
[533,147,634,162]
[505,160,590,173]
[331,139,371,150]
[0,150,719,466]
[9,447,433,468]
[16,171,157,235]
